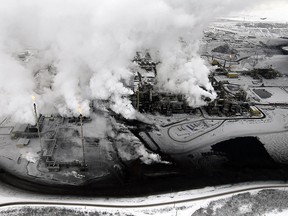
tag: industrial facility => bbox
[12,114,89,172]
[130,51,194,115]
[130,51,268,118]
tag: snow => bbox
[252,87,288,104]
[0,15,287,216]
[256,55,288,75]
[0,181,287,215]
[142,106,288,158]
[266,210,288,216]
[259,131,288,164]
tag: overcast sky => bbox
[236,1,288,21]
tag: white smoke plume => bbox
[0,0,266,122]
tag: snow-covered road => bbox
[0,179,288,215]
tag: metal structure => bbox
[32,96,42,149]
[79,114,86,166]
[130,52,194,115]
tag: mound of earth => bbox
[212,43,238,54]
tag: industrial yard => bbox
[128,19,288,170]
[0,17,288,191]
[1,0,288,215]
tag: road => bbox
[0,182,287,210]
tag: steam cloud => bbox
[0,0,264,122]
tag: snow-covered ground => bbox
[203,19,288,77]
[1,17,288,216]
[0,180,288,215]
[256,55,288,75]
[140,106,288,162]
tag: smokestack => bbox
[137,84,140,111]
[78,107,86,168]
[80,114,85,165]
[32,96,42,149]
